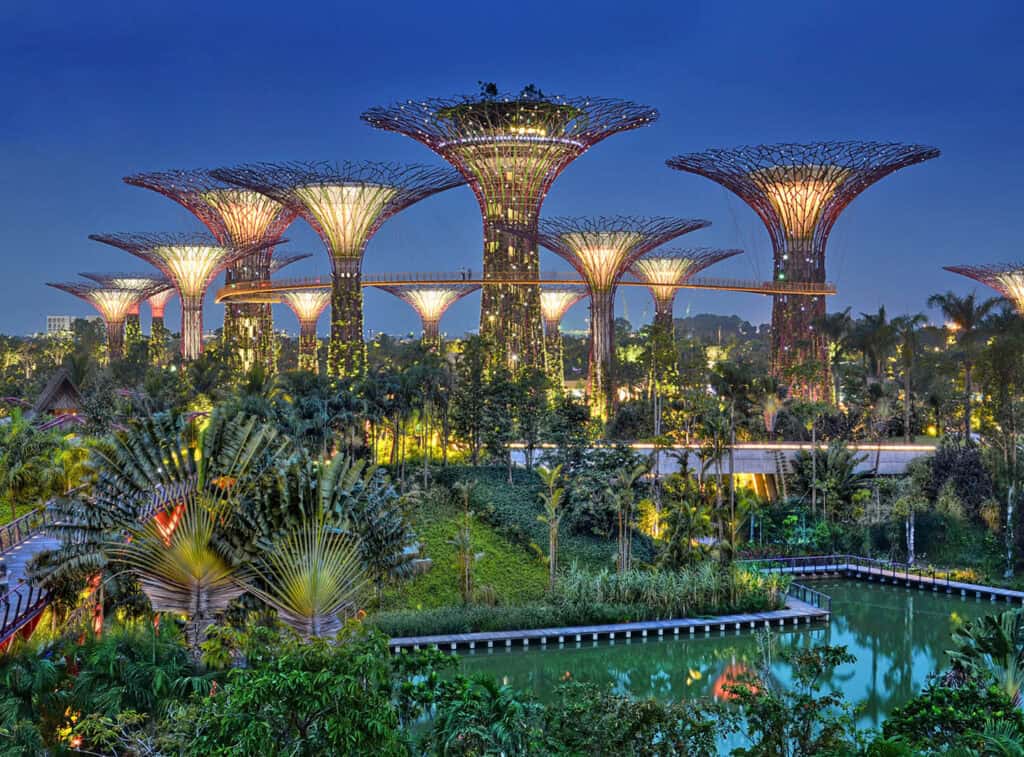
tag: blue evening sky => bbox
[2,1,1022,338]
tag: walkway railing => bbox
[0,582,48,646]
[788,581,832,614]
[741,554,956,589]
[0,509,51,553]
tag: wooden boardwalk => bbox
[389,597,828,652]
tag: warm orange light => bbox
[293,184,397,256]
[560,230,645,291]
[751,165,850,239]
[202,189,286,245]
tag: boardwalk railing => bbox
[788,581,832,614]
[0,509,51,553]
[0,582,48,645]
[741,554,956,589]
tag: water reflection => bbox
[458,580,996,729]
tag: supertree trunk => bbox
[422,318,442,351]
[125,312,143,349]
[480,223,545,370]
[772,238,829,401]
[588,290,617,420]
[653,295,675,334]
[150,316,170,364]
[543,320,565,392]
[180,295,204,361]
[328,271,365,377]
[298,321,319,373]
[105,319,126,362]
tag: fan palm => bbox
[948,609,1024,707]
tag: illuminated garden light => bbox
[124,170,297,372]
[211,161,464,377]
[79,272,172,347]
[362,90,658,370]
[540,285,588,390]
[89,232,272,361]
[629,248,743,332]
[280,289,332,373]
[535,216,710,418]
[377,284,480,349]
[667,141,939,401]
[944,264,1024,314]
[47,281,161,360]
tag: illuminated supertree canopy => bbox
[667,141,939,401]
[280,289,332,373]
[89,232,272,361]
[211,161,465,377]
[540,284,588,391]
[362,89,658,370]
[945,264,1024,314]
[124,169,297,372]
[47,281,160,360]
[377,284,480,348]
[629,248,743,331]
[536,215,710,417]
[269,251,313,274]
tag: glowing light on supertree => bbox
[47,281,160,360]
[124,170,297,372]
[944,264,1024,314]
[269,251,313,274]
[629,248,743,332]
[211,161,464,377]
[667,141,939,400]
[89,232,273,361]
[540,285,587,391]
[362,90,658,370]
[79,272,172,347]
[535,216,710,417]
[377,284,480,349]
[279,289,332,373]
[146,287,177,343]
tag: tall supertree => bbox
[279,289,332,373]
[79,272,172,349]
[539,285,587,391]
[269,251,313,274]
[629,248,743,332]
[667,141,939,400]
[147,287,176,343]
[535,216,710,418]
[89,232,272,361]
[47,281,160,361]
[211,161,464,377]
[377,284,480,349]
[945,264,1024,313]
[123,170,297,372]
[362,89,658,370]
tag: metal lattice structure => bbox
[945,264,1024,314]
[211,161,464,377]
[362,91,658,370]
[269,251,313,274]
[124,169,297,372]
[535,216,710,417]
[540,285,588,391]
[89,232,273,361]
[47,281,161,360]
[667,141,939,401]
[377,284,481,349]
[279,290,332,373]
[629,248,743,331]
[79,272,172,348]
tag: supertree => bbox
[944,264,1024,314]
[79,272,172,348]
[211,161,465,377]
[362,89,658,370]
[377,284,480,350]
[539,285,588,391]
[535,216,710,418]
[146,287,176,345]
[667,141,939,400]
[47,281,161,361]
[279,289,332,373]
[89,232,273,361]
[123,170,297,372]
[269,251,313,274]
[629,248,743,332]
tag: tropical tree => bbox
[0,410,60,522]
[612,462,648,573]
[928,290,999,440]
[948,608,1024,707]
[537,465,564,589]
[892,312,927,443]
[816,308,853,406]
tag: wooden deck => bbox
[388,597,828,653]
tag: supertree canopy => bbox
[667,141,939,401]
[536,215,710,418]
[124,169,297,372]
[211,161,465,377]
[47,281,161,360]
[540,285,588,391]
[79,272,172,347]
[629,248,743,332]
[89,232,273,361]
[269,251,313,274]
[377,284,481,349]
[280,289,332,373]
[945,264,1024,314]
[362,90,658,370]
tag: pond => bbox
[458,580,1000,733]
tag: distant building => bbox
[46,315,101,335]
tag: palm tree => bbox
[0,410,57,522]
[536,465,563,589]
[712,361,754,522]
[948,608,1024,707]
[613,463,647,573]
[892,313,927,443]
[927,290,999,440]
[855,306,897,384]
[816,308,853,405]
